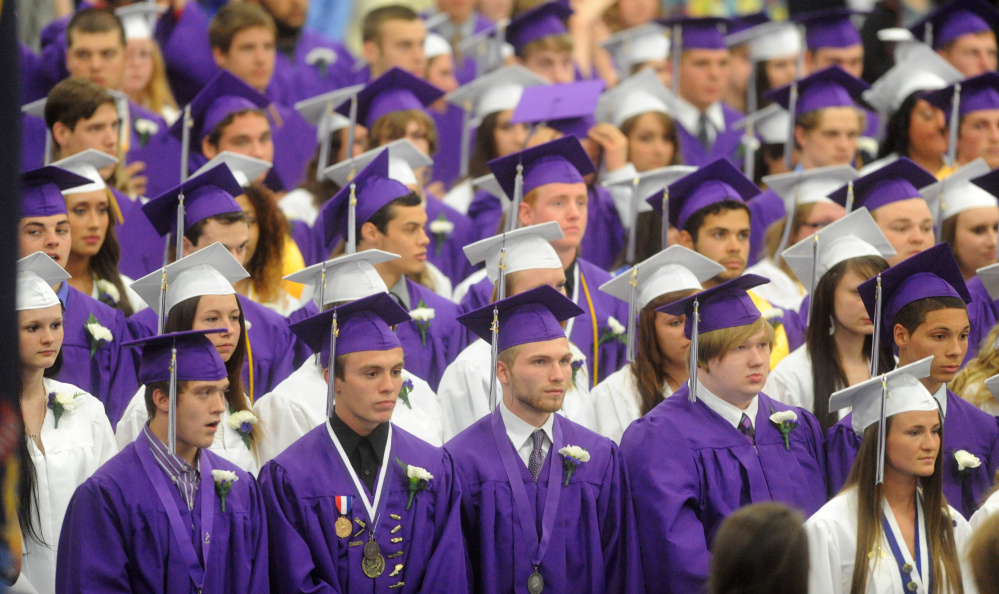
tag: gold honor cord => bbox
[579,271,600,385]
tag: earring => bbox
[829,316,836,336]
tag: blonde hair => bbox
[136,42,178,118]
[695,317,776,367]
[951,323,999,410]
[520,34,573,59]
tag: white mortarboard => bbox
[595,69,675,127]
[284,250,397,307]
[600,245,723,361]
[877,27,924,63]
[864,43,962,115]
[462,221,563,285]
[781,207,896,303]
[51,149,119,194]
[455,19,512,73]
[115,3,165,41]
[16,252,71,312]
[733,103,790,144]
[921,158,997,224]
[985,373,999,401]
[295,85,363,141]
[473,173,507,201]
[724,21,803,62]
[978,262,999,300]
[24,97,53,166]
[764,164,858,258]
[601,23,670,78]
[130,242,249,319]
[425,32,453,60]
[323,139,431,188]
[191,151,272,187]
[446,65,549,125]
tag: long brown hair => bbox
[242,183,288,305]
[968,502,999,594]
[90,188,134,317]
[469,110,504,179]
[709,503,808,594]
[632,290,695,415]
[843,419,963,594]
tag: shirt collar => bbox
[389,275,410,310]
[56,279,70,307]
[672,95,726,136]
[330,411,389,460]
[142,423,199,475]
[499,398,555,451]
[933,384,948,419]
[696,380,759,430]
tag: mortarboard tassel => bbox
[936,183,946,243]
[627,176,640,265]
[168,344,178,455]
[688,298,699,403]
[844,180,855,213]
[493,21,508,73]
[346,182,357,255]
[175,189,185,263]
[326,311,339,417]
[315,262,327,366]
[43,130,52,166]
[774,190,800,259]
[156,267,168,335]
[869,274,883,376]
[459,100,472,179]
[947,83,961,168]
[746,61,757,119]
[743,117,756,183]
[924,22,933,48]
[496,246,508,302]
[488,305,500,411]
[660,187,670,248]
[315,101,334,182]
[180,104,192,183]
[806,233,819,327]
[784,82,798,171]
[875,374,888,485]
[626,267,638,363]
[346,95,359,165]
[670,25,682,95]
[506,162,524,232]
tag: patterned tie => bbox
[738,413,755,445]
[528,429,546,483]
[697,112,713,151]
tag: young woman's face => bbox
[627,112,676,172]
[614,0,658,29]
[885,409,941,479]
[789,201,845,245]
[907,99,947,163]
[65,189,110,259]
[832,268,874,337]
[654,310,689,367]
[764,55,798,90]
[19,305,64,372]
[122,38,155,98]
[403,120,431,156]
[492,109,528,158]
[188,293,242,363]
[950,207,999,278]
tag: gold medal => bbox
[335,516,352,539]
[362,535,386,578]
[528,570,544,594]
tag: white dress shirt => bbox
[696,380,759,432]
[499,399,555,468]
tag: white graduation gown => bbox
[591,365,674,444]
[115,387,260,475]
[439,339,597,442]
[806,487,975,594]
[765,345,851,420]
[970,489,999,531]
[252,361,443,465]
[744,258,806,312]
[19,378,117,594]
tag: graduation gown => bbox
[155,2,219,105]
[259,423,468,593]
[20,380,117,594]
[579,184,625,272]
[466,188,504,241]
[446,409,645,593]
[747,188,784,267]
[267,29,356,109]
[825,389,999,518]
[429,104,466,191]
[56,436,269,592]
[590,365,674,445]
[425,196,477,287]
[675,103,744,168]
[268,101,318,191]
[620,385,827,594]
[252,361,443,464]
[744,258,806,312]
[965,275,998,364]
[113,188,169,280]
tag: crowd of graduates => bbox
[13,0,999,591]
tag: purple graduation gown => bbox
[620,387,827,594]
[259,423,468,593]
[430,105,466,190]
[113,187,169,280]
[156,3,220,105]
[580,184,625,272]
[268,30,355,109]
[446,409,645,594]
[747,188,784,267]
[467,189,503,241]
[676,103,745,168]
[56,437,268,592]
[21,113,48,171]
[825,389,999,518]
[58,283,138,428]
[425,197,477,286]
[966,275,998,364]
[267,101,318,191]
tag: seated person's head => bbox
[362,5,426,79]
[209,3,278,93]
[66,8,126,91]
[46,77,120,169]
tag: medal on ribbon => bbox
[335,495,353,538]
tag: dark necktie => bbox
[528,429,545,482]
[738,413,755,445]
[697,113,713,150]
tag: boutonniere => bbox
[559,445,590,486]
[48,391,82,428]
[570,352,585,387]
[396,458,433,510]
[133,117,159,147]
[95,278,120,306]
[597,316,627,347]
[305,47,338,79]
[428,213,454,257]
[85,313,112,358]
[762,308,784,331]
[409,300,435,347]
[955,449,982,476]
[398,375,415,409]
[227,410,258,450]
[769,408,798,451]
[212,469,239,512]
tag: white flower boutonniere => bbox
[133,117,159,147]
[95,278,120,306]
[769,408,798,451]
[597,316,627,347]
[409,300,435,347]
[48,391,82,428]
[559,445,590,486]
[762,308,784,331]
[227,410,258,450]
[398,375,415,409]
[955,449,982,475]
[85,313,113,358]
[305,47,337,79]
[429,213,454,257]
[396,458,433,510]
[212,469,239,512]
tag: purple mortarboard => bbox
[21,166,90,218]
[647,158,759,231]
[334,67,444,128]
[511,79,603,139]
[659,16,730,51]
[972,163,999,197]
[922,71,999,119]
[141,163,244,236]
[657,274,769,402]
[487,136,595,231]
[506,1,573,55]
[766,66,869,119]
[792,8,864,50]
[827,157,935,213]
[319,149,411,253]
[168,71,270,155]
[459,284,583,351]
[909,0,999,50]
[858,242,971,349]
[727,12,770,35]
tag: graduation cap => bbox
[505,1,573,55]
[294,85,365,179]
[909,0,999,50]
[922,72,999,167]
[425,32,453,60]
[324,138,431,189]
[985,372,999,402]
[828,356,936,483]
[599,245,723,361]
[724,20,803,62]
[658,16,729,94]
[115,3,165,41]
[602,164,696,262]
[141,162,244,245]
[458,284,584,409]
[733,104,791,180]
[16,252,71,311]
[646,157,759,232]
[864,43,963,115]
[511,79,604,139]
[21,166,91,218]
[455,18,512,74]
[50,149,125,224]
[763,164,858,258]
[877,27,924,63]
[473,173,507,200]
[191,151,272,187]
[22,98,52,165]
[168,71,270,158]
[334,67,444,129]
[284,250,397,309]
[289,292,410,415]
[792,8,864,50]
[657,274,770,401]
[921,158,996,228]
[130,242,249,333]
[828,156,936,213]
[124,329,228,455]
[726,12,770,36]
[601,23,669,80]
[595,69,675,128]
[781,208,895,323]
[462,221,563,301]
[487,136,595,232]
[319,149,411,255]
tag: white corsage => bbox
[769,408,798,451]
[95,278,120,306]
[955,449,982,475]
[597,316,627,347]
[227,410,258,450]
[133,117,159,146]
[409,300,435,347]
[212,469,239,512]
[305,47,338,79]
[559,445,590,485]
[85,313,113,358]
[762,308,784,330]
[396,458,433,510]
[47,391,82,428]
[429,213,454,256]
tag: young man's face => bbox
[213,26,276,93]
[258,0,309,29]
[160,379,230,451]
[806,44,863,79]
[795,107,862,169]
[52,103,120,166]
[677,49,730,111]
[19,215,72,266]
[364,19,427,79]
[66,29,126,90]
[940,31,998,78]
[957,109,999,170]
[699,328,770,404]
[521,47,575,84]
[330,348,405,432]
[872,199,935,266]
[679,207,750,286]
[203,112,274,164]
[518,182,588,252]
[184,219,250,264]
[362,204,430,276]
[894,307,970,386]
[498,337,572,417]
